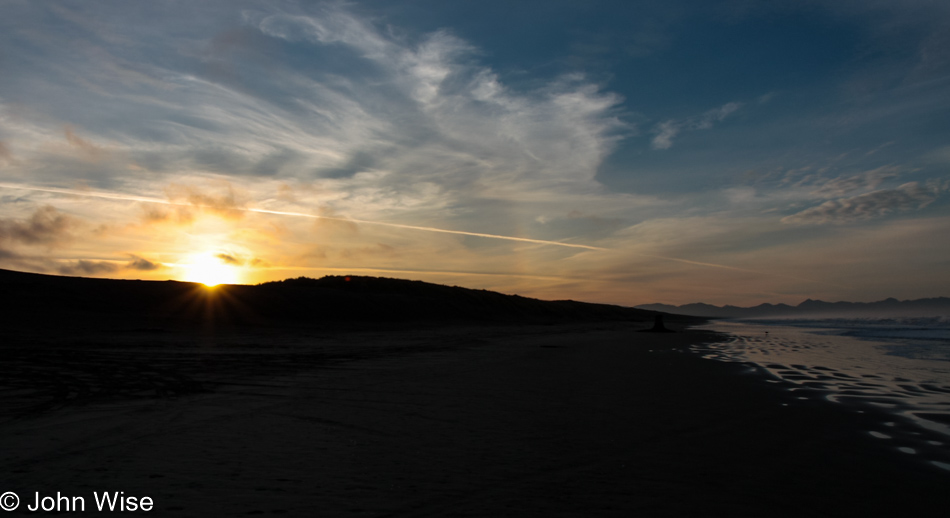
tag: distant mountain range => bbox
[636,297,950,318]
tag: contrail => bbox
[0,183,174,205]
[0,182,604,251]
[0,182,847,288]
[245,207,607,250]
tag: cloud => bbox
[0,206,79,273]
[0,206,73,245]
[0,209,165,276]
[0,141,14,164]
[808,166,903,198]
[781,182,940,224]
[651,101,742,150]
[165,182,247,220]
[215,252,268,268]
[140,204,195,225]
[0,2,630,257]
[0,2,629,252]
[216,252,242,265]
[777,165,907,199]
[2,0,946,306]
[650,121,680,151]
[58,259,118,276]
[3,252,162,277]
[63,126,107,161]
[257,10,392,58]
[126,254,162,271]
[0,247,19,260]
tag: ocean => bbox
[695,317,950,471]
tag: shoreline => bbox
[2,321,947,515]
[697,319,950,470]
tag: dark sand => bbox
[2,322,948,516]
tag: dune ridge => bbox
[0,269,688,331]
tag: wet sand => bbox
[2,322,948,516]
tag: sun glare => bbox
[183,253,241,287]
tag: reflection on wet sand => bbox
[697,321,950,471]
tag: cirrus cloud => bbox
[781,182,941,224]
[651,101,741,150]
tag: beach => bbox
[4,2,950,515]
[698,319,950,468]
[3,320,947,516]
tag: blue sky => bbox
[1,0,948,305]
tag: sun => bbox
[183,253,241,287]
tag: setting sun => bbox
[183,253,241,287]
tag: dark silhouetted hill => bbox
[637,297,950,318]
[0,269,690,331]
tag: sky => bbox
[1,0,949,306]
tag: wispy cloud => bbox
[0,206,73,246]
[0,141,15,164]
[2,1,950,305]
[165,182,249,221]
[781,182,941,224]
[807,166,904,198]
[1,2,627,228]
[651,101,741,150]
[214,251,267,267]
[63,126,108,161]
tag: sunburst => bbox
[183,252,241,287]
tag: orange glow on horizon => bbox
[182,252,242,287]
